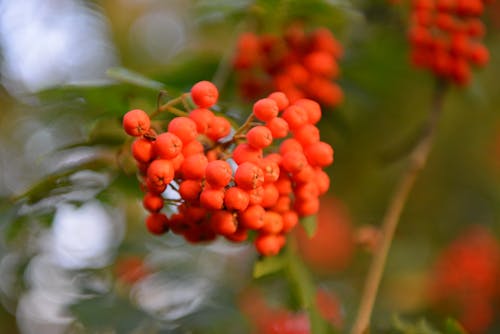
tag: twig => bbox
[350,79,448,334]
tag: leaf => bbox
[444,318,467,334]
[253,255,286,278]
[300,215,317,238]
[107,67,165,90]
[392,314,442,334]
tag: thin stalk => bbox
[350,80,448,334]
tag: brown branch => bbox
[350,79,447,334]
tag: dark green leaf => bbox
[444,318,467,334]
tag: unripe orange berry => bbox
[205,160,233,188]
[168,117,198,144]
[191,81,219,108]
[253,98,279,122]
[132,138,155,163]
[146,213,169,235]
[235,162,265,189]
[155,132,183,159]
[246,126,273,149]
[224,187,250,211]
[123,109,151,137]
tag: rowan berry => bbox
[146,213,169,235]
[132,137,155,163]
[281,151,308,173]
[168,117,198,144]
[205,159,233,188]
[246,126,273,149]
[123,109,151,137]
[233,143,263,165]
[272,196,291,213]
[179,179,202,201]
[182,140,204,156]
[155,132,183,159]
[206,116,232,141]
[239,204,265,230]
[180,153,208,179]
[253,98,279,122]
[294,196,320,216]
[143,192,164,212]
[282,104,308,130]
[254,234,282,256]
[224,187,250,211]
[281,210,298,233]
[261,211,284,234]
[147,159,174,190]
[191,80,219,108]
[189,108,215,134]
[265,117,289,139]
[294,99,322,125]
[293,124,320,147]
[279,138,303,155]
[268,91,289,110]
[304,51,339,78]
[260,183,280,208]
[259,158,280,183]
[210,210,237,236]
[304,141,334,167]
[234,162,265,189]
[200,186,225,210]
[313,168,330,195]
[225,226,248,242]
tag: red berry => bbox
[155,132,183,159]
[123,109,151,137]
[132,138,155,163]
[205,160,233,188]
[253,98,279,122]
[224,187,250,211]
[234,162,265,189]
[168,117,198,144]
[147,159,174,190]
[146,213,169,235]
[246,126,273,149]
[191,81,219,108]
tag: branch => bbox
[350,79,448,334]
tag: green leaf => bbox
[107,67,165,90]
[392,314,442,334]
[444,318,467,334]
[300,215,317,238]
[253,255,286,278]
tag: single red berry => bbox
[281,210,298,233]
[258,158,280,183]
[205,159,233,188]
[225,226,248,242]
[191,81,219,108]
[182,140,204,157]
[281,151,309,173]
[254,234,283,256]
[268,91,289,110]
[123,109,151,137]
[234,162,265,189]
[180,153,208,179]
[189,108,215,134]
[253,98,279,122]
[304,141,334,167]
[246,126,273,149]
[294,99,322,125]
[146,213,169,235]
[247,186,264,205]
[179,179,203,201]
[147,159,174,190]
[282,105,309,130]
[261,211,284,234]
[210,210,237,236]
[239,204,265,230]
[224,186,250,211]
[143,192,164,212]
[293,124,320,147]
[155,132,183,159]
[132,137,155,163]
[200,186,225,210]
[266,117,289,139]
[168,117,198,144]
[206,116,232,141]
[261,183,280,208]
[233,143,263,165]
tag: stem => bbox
[234,114,255,136]
[150,93,189,119]
[350,80,447,334]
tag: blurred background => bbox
[0,0,500,333]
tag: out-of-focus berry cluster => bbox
[233,24,343,107]
[427,226,500,333]
[408,0,491,85]
[122,81,334,256]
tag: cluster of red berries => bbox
[427,226,500,333]
[408,0,491,85]
[122,80,333,256]
[233,24,343,107]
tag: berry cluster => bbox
[427,226,500,333]
[409,0,491,85]
[233,24,343,107]
[122,81,333,256]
